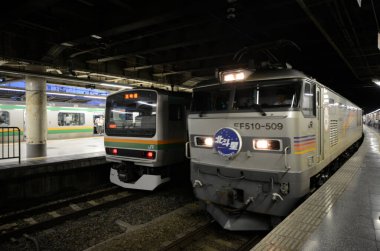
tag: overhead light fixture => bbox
[0,87,25,92]
[83,95,107,99]
[46,92,76,97]
[100,83,132,89]
[373,79,380,86]
[378,33,380,50]
[61,42,74,47]
[91,34,102,39]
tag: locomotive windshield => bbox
[191,80,302,113]
[105,90,157,137]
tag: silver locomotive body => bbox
[188,69,363,230]
[105,89,188,190]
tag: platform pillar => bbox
[25,65,47,158]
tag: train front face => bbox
[188,70,313,230]
[104,89,161,166]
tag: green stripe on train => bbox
[0,129,92,136]
[48,128,93,134]
[0,131,24,137]
[104,141,184,150]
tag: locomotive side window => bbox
[58,113,85,126]
[0,111,9,126]
[302,83,316,117]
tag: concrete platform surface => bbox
[253,126,380,251]
[0,136,105,168]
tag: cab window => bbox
[302,83,316,117]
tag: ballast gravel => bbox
[0,183,205,251]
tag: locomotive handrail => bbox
[284,146,291,169]
[185,142,191,159]
[0,127,21,164]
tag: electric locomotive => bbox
[188,68,363,230]
[105,88,189,190]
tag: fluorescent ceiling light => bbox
[0,87,25,92]
[378,33,380,50]
[373,79,380,86]
[61,42,74,47]
[91,34,102,39]
[83,95,107,99]
[46,92,76,97]
[100,83,132,89]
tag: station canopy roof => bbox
[0,0,379,112]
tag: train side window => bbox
[58,112,85,126]
[302,83,316,117]
[0,111,10,126]
[169,104,183,121]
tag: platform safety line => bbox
[253,133,370,251]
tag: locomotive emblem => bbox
[214,127,242,158]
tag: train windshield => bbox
[105,90,157,137]
[191,80,302,113]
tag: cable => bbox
[370,0,379,31]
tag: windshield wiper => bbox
[251,104,266,116]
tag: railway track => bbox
[0,186,147,242]
[160,220,266,251]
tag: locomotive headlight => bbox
[220,69,252,83]
[253,139,282,151]
[194,136,214,148]
[223,72,245,82]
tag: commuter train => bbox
[364,108,380,129]
[104,88,189,190]
[188,68,363,230]
[0,101,104,140]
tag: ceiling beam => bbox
[86,37,221,64]
[124,52,235,71]
[296,0,359,80]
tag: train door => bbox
[316,86,324,162]
[93,114,102,135]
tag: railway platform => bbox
[0,137,110,209]
[253,125,380,250]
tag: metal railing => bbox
[1,127,21,164]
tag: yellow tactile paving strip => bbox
[253,131,371,251]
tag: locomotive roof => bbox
[245,69,308,82]
[194,69,310,89]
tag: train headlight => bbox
[224,72,245,82]
[194,136,214,148]
[253,139,282,151]
[220,69,253,83]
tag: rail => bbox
[0,127,21,164]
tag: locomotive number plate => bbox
[233,122,284,130]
